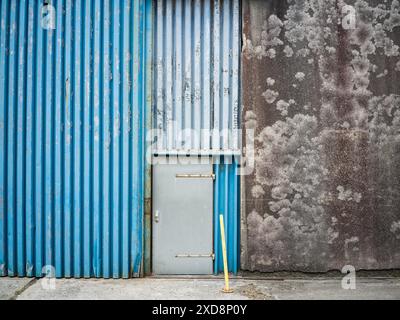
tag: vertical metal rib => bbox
[153,0,240,155]
[0,0,149,279]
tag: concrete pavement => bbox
[0,276,399,300]
[0,278,35,300]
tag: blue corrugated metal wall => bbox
[0,0,150,278]
[214,157,240,274]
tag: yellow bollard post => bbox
[220,214,233,293]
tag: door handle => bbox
[155,210,160,223]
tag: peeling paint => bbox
[25,263,33,275]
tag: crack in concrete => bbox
[9,279,37,300]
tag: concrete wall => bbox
[241,0,400,272]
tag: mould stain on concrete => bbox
[242,0,400,272]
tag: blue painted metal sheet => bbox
[0,0,150,278]
[214,157,240,274]
[153,0,241,155]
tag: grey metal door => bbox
[153,160,214,275]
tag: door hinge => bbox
[175,253,215,260]
[175,174,215,180]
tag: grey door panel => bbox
[153,160,214,275]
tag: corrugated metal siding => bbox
[214,157,239,274]
[0,0,150,278]
[153,0,240,154]
[143,0,153,276]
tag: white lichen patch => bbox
[376,69,389,78]
[276,99,296,116]
[337,186,352,201]
[353,192,362,203]
[266,77,276,86]
[262,89,279,104]
[243,15,283,60]
[245,110,258,130]
[327,227,339,244]
[276,100,290,116]
[390,221,400,239]
[295,72,306,81]
[266,48,277,59]
[337,186,362,203]
[252,185,265,198]
[283,45,294,57]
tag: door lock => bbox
[155,210,160,223]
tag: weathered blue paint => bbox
[0,0,151,278]
[214,157,240,274]
[153,0,241,155]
